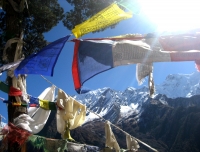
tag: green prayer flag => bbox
[28,135,68,152]
[39,99,56,110]
[0,81,9,93]
[49,102,57,110]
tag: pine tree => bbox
[62,0,121,32]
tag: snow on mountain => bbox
[74,86,149,123]
[155,72,200,98]
[74,71,200,123]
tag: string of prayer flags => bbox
[3,92,56,110]
[118,0,141,14]
[2,100,26,107]
[14,35,71,76]
[30,96,56,110]
[72,3,132,38]
[4,99,56,109]
[72,38,147,92]
[2,98,27,107]
[72,36,200,94]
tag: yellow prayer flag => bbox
[39,99,49,110]
[72,3,133,38]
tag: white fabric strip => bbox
[56,89,86,137]
[28,85,55,134]
[105,121,120,151]
[112,40,171,66]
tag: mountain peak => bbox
[156,71,200,98]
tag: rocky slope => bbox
[70,95,200,152]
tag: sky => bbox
[0,0,199,122]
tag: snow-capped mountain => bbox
[73,71,200,122]
[74,87,149,123]
[155,71,200,98]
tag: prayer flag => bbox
[159,35,200,51]
[0,58,23,74]
[72,38,200,92]
[72,3,132,38]
[159,34,200,71]
[0,81,8,93]
[29,96,39,107]
[9,86,22,96]
[14,35,71,76]
[39,99,56,110]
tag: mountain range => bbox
[69,72,200,151]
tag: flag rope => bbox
[40,75,158,152]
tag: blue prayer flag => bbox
[29,96,39,107]
[72,37,148,93]
[15,35,71,76]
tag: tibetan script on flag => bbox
[72,3,132,38]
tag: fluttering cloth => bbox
[72,38,156,94]
[14,35,71,76]
[126,134,140,151]
[105,121,120,151]
[109,34,155,96]
[13,114,34,132]
[56,89,86,139]
[72,35,200,95]
[28,85,55,134]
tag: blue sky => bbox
[0,0,197,122]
